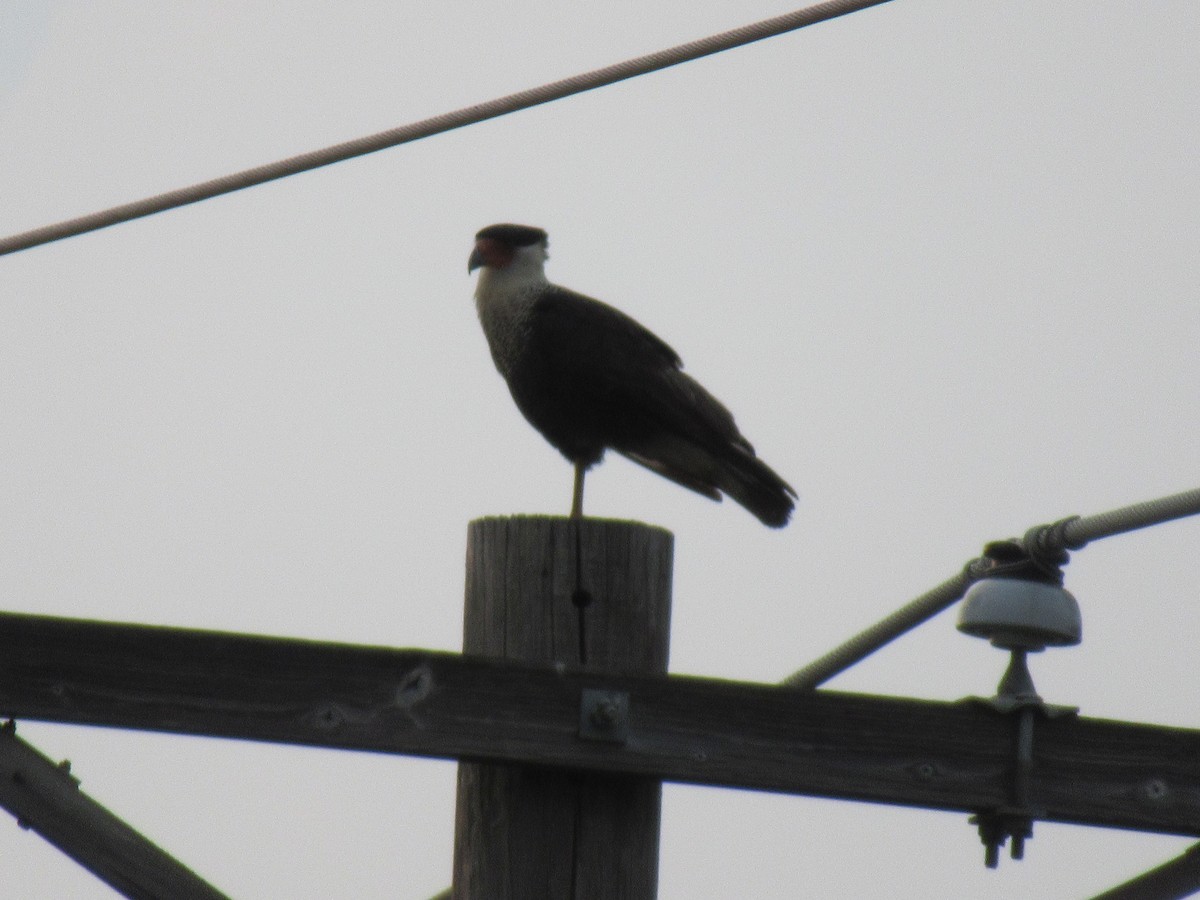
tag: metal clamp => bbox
[968,694,1076,868]
[971,699,1040,868]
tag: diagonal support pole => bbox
[1089,842,1200,900]
[0,721,230,900]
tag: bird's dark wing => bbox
[513,286,726,444]
[502,287,677,458]
[529,286,682,372]
[510,285,796,526]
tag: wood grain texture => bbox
[454,516,673,900]
[1,611,1199,837]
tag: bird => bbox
[468,223,797,527]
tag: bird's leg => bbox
[571,462,586,519]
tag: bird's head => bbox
[469,224,549,276]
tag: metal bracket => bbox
[970,806,1035,868]
[969,698,1060,868]
[579,689,630,744]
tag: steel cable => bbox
[783,485,1200,689]
[1061,487,1200,548]
[0,0,894,257]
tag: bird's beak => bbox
[468,243,486,274]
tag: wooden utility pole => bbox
[452,516,673,900]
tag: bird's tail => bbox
[618,433,797,527]
[717,449,797,528]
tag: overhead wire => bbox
[0,0,894,258]
[782,485,1200,690]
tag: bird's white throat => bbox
[474,244,549,379]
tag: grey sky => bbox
[2,2,1199,897]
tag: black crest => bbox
[475,223,548,247]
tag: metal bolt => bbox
[1142,778,1169,802]
[579,689,629,743]
[589,698,620,731]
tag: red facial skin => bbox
[468,238,516,272]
